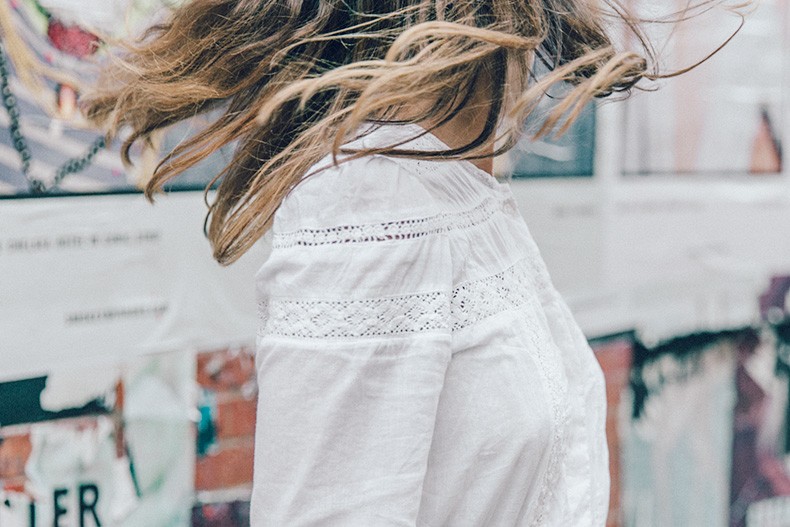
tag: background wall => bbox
[2,1,790,525]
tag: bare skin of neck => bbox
[399,70,496,175]
[428,92,495,175]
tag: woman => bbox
[84,1,729,524]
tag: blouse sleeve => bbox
[250,156,453,526]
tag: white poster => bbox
[0,192,267,381]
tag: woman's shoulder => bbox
[272,152,445,235]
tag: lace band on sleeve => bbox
[258,257,546,339]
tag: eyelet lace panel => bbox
[259,291,451,339]
[272,195,517,249]
[451,258,539,332]
[258,257,545,339]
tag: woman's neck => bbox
[399,70,496,175]
[426,101,494,175]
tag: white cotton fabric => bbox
[251,123,609,526]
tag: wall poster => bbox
[622,0,787,176]
[0,0,224,198]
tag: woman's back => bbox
[253,123,608,525]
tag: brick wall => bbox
[194,347,257,494]
[193,347,257,527]
[592,336,635,527]
[0,432,32,494]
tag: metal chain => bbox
[0,43,106,194]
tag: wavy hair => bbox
[83,0,744,265]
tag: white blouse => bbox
[251,123,609,526]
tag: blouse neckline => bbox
[359,121,506,190]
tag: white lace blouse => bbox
[251,123,610,526]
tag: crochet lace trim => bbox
[272,195,519,249]
[258,291,450,340]
[525,324,571,526]
[257,257,545,339]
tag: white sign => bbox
[0,192,267,382]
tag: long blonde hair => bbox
[83,0,742,265]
